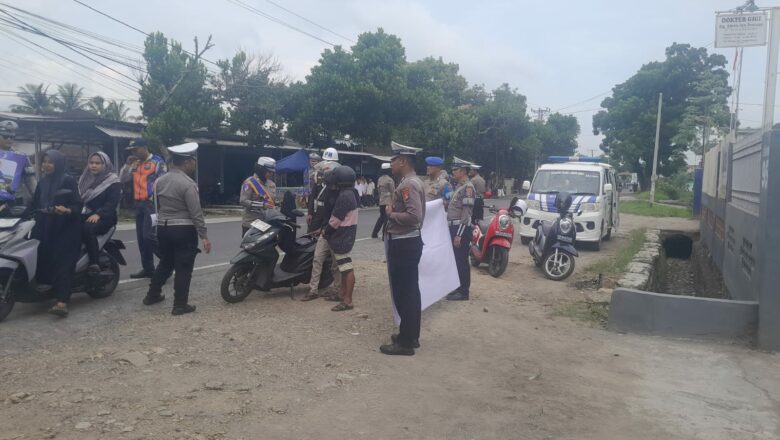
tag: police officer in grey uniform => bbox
[380,142,426,356]
[423,156,451,202]
[469,164,486,224]
[446,158,476,301]
[143,143,211,315]
[0,120,37,206]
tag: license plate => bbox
[557,235,573,243]
[251,219,271,232]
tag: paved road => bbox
[115,207,385,282]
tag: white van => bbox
[518,158,619,251]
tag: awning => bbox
[96,125,142,139]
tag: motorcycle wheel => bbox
[0,268,15,322]
[86,253,120,299]
[221,264,254,303]
[542,250,576,281]
[488,247,508,278]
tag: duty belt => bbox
[387,230,421,240]
[448,220,461,226]
[160,219,194,226]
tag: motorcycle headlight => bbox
[559,218,573,234]
[581,202,601,212]
[498,215,511,230]
[527,199,540,210]
[242,232,274,250]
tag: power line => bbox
[264,0,354,43]
[224,0,336,46]
[554,90,612,113]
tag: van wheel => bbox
[520,236,531,245]
[604,226,613,241]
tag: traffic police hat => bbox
[390,141,421,159]
[381,162,391,170]
[425,156,444,167]
[168,142,199,158]
[451,156,472,170]
[127,137,148,150]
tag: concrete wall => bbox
[757,131,780,350]
[608,288,758,341]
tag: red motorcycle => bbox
[470,197,527,277]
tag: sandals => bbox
[331,302,353,312]
[300,293,320,302]
[48,303,68,317]
[323,293,342,302]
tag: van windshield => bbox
[531,170,601,195]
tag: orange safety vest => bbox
[133,157,163,201]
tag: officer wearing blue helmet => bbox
[423,156,451,202]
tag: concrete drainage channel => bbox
[609,229,758,343]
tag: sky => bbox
[0,0,776,157]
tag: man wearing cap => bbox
[423,156,451,202]
[381,142,426,356]
[0,120,37,206]
[142,143,210,315]
[120,138,167,278]
[371,162,394,238]
[469,165,486,224]
[446,159,476,301]
[240,156,277,236]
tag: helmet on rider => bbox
[255,156,276,177]
[322,147,339,162]
[324,165,356,188]
[554,191,573,213]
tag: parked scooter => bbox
[220,192,334,303]
[0,205,126,322]
[470,197,527,278]
[528,191,579,281]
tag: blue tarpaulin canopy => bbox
[275,148,310,173]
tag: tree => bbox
[533,113,580,157]
[11,83,54,114]
[86,96,107,116]
[593,43,731,188]
[213,51,287,146]
[139,32,223,147]
[104,100,130,121]
[54,83,86,112]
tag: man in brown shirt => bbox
[381,142,426,356]
[371,162,395,238]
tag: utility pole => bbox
[530,107,550,122]
[650,92,663,206]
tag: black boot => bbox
[130,269,153,279]
[172,304,196,315]
[446,291,469,301]
[391,333,420,348]
[143,294,165,305]
[380,343,414,356]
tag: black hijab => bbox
[38,150,68,209]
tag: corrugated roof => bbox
[96,125,142,139]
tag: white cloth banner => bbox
[391,199,459,325]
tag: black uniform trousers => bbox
[387,235,423,348]
[371,205,388,237]
[147,224,200,307]
[134,201,156,273]
[450,224,472,297]
[471,197,484,224]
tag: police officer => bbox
[307,148,340,232]
[0,120,37,206]
[380,142,426,356]
[371,162,395,238]
[142,143,211,315]
[446,158,476,301]
[240,156,277,236]
[469,164,486,224]
[423,156,451,202]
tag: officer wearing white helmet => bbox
[0,120,37,206]
[240,156,277,236]
[143,142,210,316]
[308,147,341,230]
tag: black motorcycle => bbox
[528,191,579,281]
[220,193,334,303]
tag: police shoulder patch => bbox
[401,187,410,202]
[242,183,250,192]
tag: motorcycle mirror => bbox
[522,180,531,191]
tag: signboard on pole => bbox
[715,12,768,48]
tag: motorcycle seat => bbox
[478,220,490,234]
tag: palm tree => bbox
[54,83,86,111]
[10,83,54,114]
[86,96,107,117]
[104,100,130,121]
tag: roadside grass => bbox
[585,227,647,280]
[554,301,610,327]
[634,190,693,207]
[620,200,691,218]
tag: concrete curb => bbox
[608,288,758,341]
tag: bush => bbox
[655,172,693,202]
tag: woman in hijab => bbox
[31,150,83,317]
[79,151,121,273]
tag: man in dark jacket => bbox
[322,166,359,312]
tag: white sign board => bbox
[715,12,768,48]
